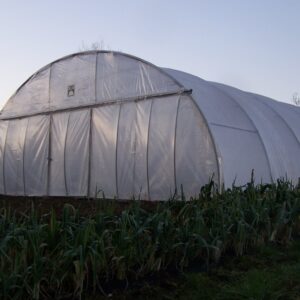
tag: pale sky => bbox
[0,0,299,108]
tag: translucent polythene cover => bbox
[1,51,300,198]
[1,69,50,118]
[4,119,28,195]
[90,105,119,198]
[148,96,178,200]
[65,110,89,196]
[175,96,219,194]
[0,122,8,194]
[0,52,180,119]
[24,115,49,196]
[166,68,300,186]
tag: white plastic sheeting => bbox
[116,102,136,199]
[0,122,8,194]
[134,101,152,199]
[4,119,28,195]
[175,96,219,194]
[91,105,119,198]
[49,113,69,196]
[96,53,179,102]
[1,51,300,199]
[50,55,96,110]
[148,96,179,199]
[1,52,181,119]
[24,115,49,196]
[1,69,50,118]
[65,110,90,196]
[165,68,300,186]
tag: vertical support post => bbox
[64,113,71,196]
[22,119,29,195]
[115,104,122,199]
[47,114,52,196]
[132,102,138,198]
[2,121,9,195]
[146,99,154,200]
[173,96,181,195]
[94,52,98,104]
[87,108,93,198]
[47,64,52,196]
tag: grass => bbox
[178,241,300,300]
[0,178,299,299]
[111,241,300,299]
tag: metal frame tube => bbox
[173,96,181,194]
[1,89,192,121]
[146,99,154,200]
[22,118,29,195]
[2,121,9,195]
[115,104,122,199]
[87,108,93,198]
[47,114,52,196]
[64,113,71,196]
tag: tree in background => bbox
[292,92,300,106]
[78,40,111,52]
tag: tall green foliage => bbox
[0,179,299,299]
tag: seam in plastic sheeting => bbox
[210,122,258,133]
[254,96,300,151]
[209,83,273,184]
[243,95,300,182]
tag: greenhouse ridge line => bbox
[0,88,192,121]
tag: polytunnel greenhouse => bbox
[0,51,300,200]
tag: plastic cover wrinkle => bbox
[134,101,152,199]
[4,119,28,195]
[65,110,89,196]
[148,96,179,200]
[176,96,219,196]
[50,54,96,110]
[49,113,69,196]
[0,122,8,194]
[24,115,49,195]
[96,53,179,103]
[90,105,119,198]
[214,83,299,182]
[1,68,50,118]
[117,103,136,199]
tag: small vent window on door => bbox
[67,85,75,97]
